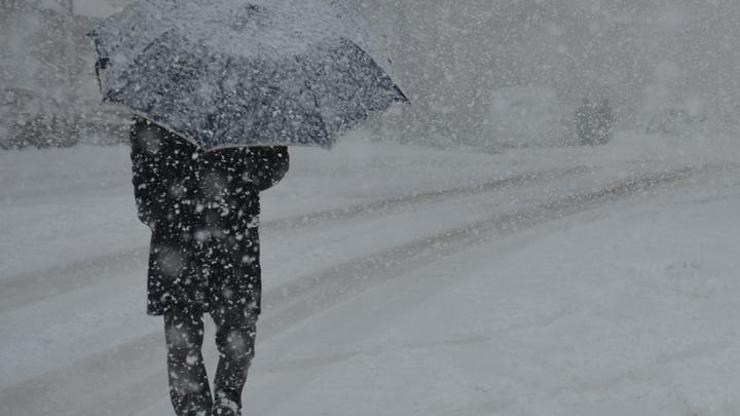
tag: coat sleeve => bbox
[129,120,171,228]
[247,146,290,191]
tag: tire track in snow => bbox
[0,167,586,314]
[0,166,698,416]
[264,166,590,230]
[257,167,697,338]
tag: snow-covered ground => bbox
[1,130,739,415]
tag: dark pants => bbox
[164,305,258,416]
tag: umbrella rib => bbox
[294,55,331,146]
[210,55,234,144]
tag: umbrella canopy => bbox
[90,0,407,150]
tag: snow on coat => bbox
[129,118,289,315]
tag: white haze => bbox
[2,0,740,147]
[3,2,740,415]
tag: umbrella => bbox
[89,0,408,150]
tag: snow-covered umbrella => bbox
[89,0,407,150]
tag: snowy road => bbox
[1,131,739,415]
[0,166,589,314]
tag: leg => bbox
[164,305,213,416]
[211,307,258,415]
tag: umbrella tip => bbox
[394,85,410,104]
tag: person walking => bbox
[129,118,289,416]
[92,2,406,413]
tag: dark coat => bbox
[129,118,289,316]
